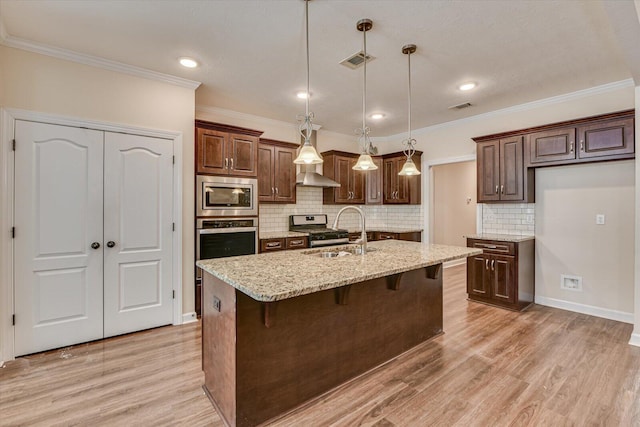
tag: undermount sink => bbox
[305,246,377,258]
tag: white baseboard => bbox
[444,259,466,268]
[182,312,198,324]
[629,333,640,347]
[535,296,633,324]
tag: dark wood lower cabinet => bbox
[466,238,534,311]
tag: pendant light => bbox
[293,0,323,165]
[352,19,378,171]
[398,44,421,176]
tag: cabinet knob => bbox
[106,241,116,248]
[91,242,100,250]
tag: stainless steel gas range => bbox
[289,214,349,248]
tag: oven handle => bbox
[198,227,258,235]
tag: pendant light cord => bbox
[407,50,411,143]
[305,0,310,119]
[362,25,367,136]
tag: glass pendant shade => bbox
[294,142,323,164]
[352,153,378,171]
[398,157,421,176]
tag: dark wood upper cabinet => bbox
[322,151,366,205]
[258,139,297,204]
[195,120,262,177]
[475,109,634,204]
[365,157,383,205]
[382,152,421,205]
[476,138,528,203]
[527,127,576,164]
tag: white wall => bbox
[0,45,197,316]
[535,161,635,320]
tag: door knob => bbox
[91,242,100,249]
[107,241,116,248]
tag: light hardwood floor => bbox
[2,265,640,426]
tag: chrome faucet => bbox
[332,206,367,254]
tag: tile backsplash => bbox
[259,187,423,232]
[480,203,535,236]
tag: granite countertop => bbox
[347,228,423,234]
[259,231,308,240]
[197,240,481,302]
[465,233,535,242]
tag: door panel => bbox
[103,132,173,337]
[499,137,524,201]
[257,144,274,201]
[229,133,257,176]
[492,255,515,304]
[467,255,490,297]
[476,141,499,202]
[14,121,104,356]
[274,147,295,202]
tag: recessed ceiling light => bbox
[458,82,476,91]
[370,113,385,120]
[296,91,310,99]
[179,57,198,68]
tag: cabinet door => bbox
[334,155,353,203]
[228,133,258,177]
[477,141,500,202]
[274,146,296,203]
[197,128,228,175]
[257,144,275,202]
[577,117,634,159]
[499,137,524,201]
[490,254,516,304]
[366,157,383,204]
[383,158,399,203]
[467,254,490,298]
[350,158,366,204]
[527,127,576,164]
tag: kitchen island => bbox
[197,240,481,426]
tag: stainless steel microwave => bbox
[196,175,258,217]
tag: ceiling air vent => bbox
[340,51,376,69]
[449,102,473,110]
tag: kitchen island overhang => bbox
[198,240,481,427]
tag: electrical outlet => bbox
[596,214,605,225]
[213,296,221,312]
[561,274,582,291]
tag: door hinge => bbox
[172,222,175,232]
[11,227,15,238]
[12,314,15,326]
[12,139,16,151]
[172,290,175,299]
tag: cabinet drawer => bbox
[467,239,515,255]
[286,236,308,249]
[260,238,285,253]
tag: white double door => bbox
[14,120,174,356]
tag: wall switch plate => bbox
[213,296,221,312]
[596,214,605,225]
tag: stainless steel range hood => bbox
[295,130,340,188]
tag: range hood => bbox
[295,131,341,188]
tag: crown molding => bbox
[0,29,201,90]
[385,79,636,140]
[196,104,323,131]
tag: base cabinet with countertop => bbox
[466,236,535,311]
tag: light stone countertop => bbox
[465,233,535,242]
[259,231,308,240]
[347,228,423,234]
[197,240,481,302]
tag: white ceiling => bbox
[1,0,638,136]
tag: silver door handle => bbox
[491,259,495,271]
[485,259,489,270]
[225,158,229,168]
[500,185,504,194]
[495,185,498,194]
[570,142,574,153]
[271,187,275,195]
[377,191,380,197]
[275,187,279,195]
[580,140,584,151]
[230,158,234,169]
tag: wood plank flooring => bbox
[2,264,639,426]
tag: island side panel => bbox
[202,273,237,427]
[234,265,443,426]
